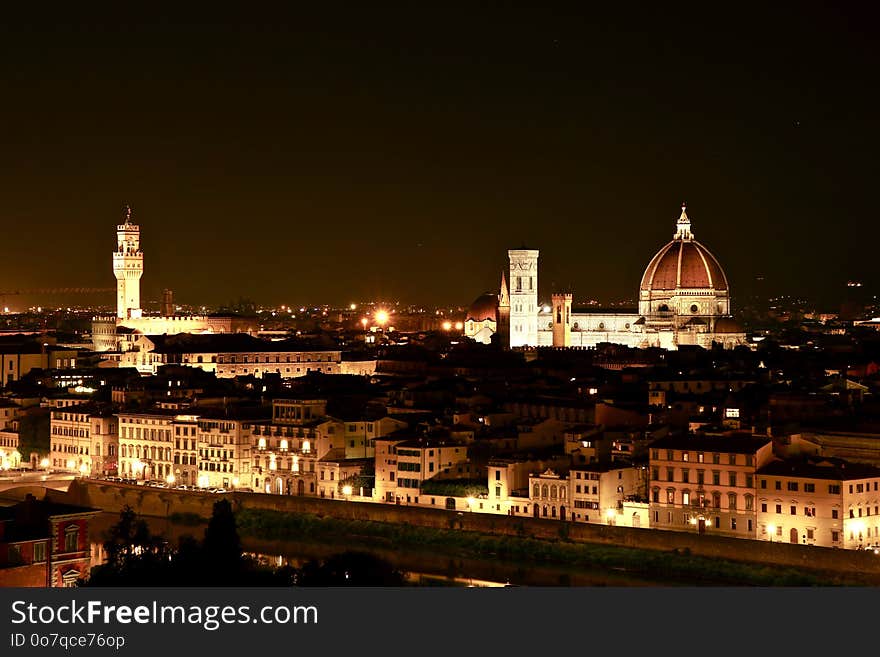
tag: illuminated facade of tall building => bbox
[93,208,256,352]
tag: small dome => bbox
[466,292,498,322]
[714,317,743,334]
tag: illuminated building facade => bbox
[465,204,747,350]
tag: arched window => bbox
[550,485,557,499]
[712,492,722,509]
[560,487,566,500]
[541,484,549,499]
[533,484,539,498]
[728,493,737,509]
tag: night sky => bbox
[1,3,877,311]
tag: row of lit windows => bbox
[653,468,754,488]
[651,450,754,466]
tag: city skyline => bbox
[1,5,878,309]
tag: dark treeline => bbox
[82,500,405,587]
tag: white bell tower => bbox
[508,248,539,348]
[112,205,143,320]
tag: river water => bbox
[87,512,678,587]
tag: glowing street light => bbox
[78,463,88,477]
[166,473,176,485]
[350,303,357,311]
[375,309,389,326]
[40,458,50,469]
[361,317,368,330]
[342,485,353,497]
[454,321,463,331]
[442,320,452,331]
[466,496,476,511]
[767,523,776,542]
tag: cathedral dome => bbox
[466,292,498,322]
[640,204,728,293]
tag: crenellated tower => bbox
[112,205,143,320]
[551,292,572,347]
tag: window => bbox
[666,489,675,504]
[774,480,781,490]
[728,493,737,509]
[745,495,754,511]
[666,468,674,482]
[682,469,689,483]
[787,481,799,492]
[790,506,796,515]
[697,452,704,463]
[804,506,815,517]
[728,454,736,465]
[728,472,737,487]
[682,452,689,462]
[64,527,79,552]
[697,471,705,485]
[682,491,690,505]
[828,484,840,495]
[775,504,782,514]
[712,471,720,486]
[731,518,737,530]
[831,509,839,519]
[651,467,660,481]
[712,453,720,464]
[33,542,46,562]
[804,483,815,493]
[831,530,839,543]
[760,479,767,489]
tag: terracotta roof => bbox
[640,240,728,292]
[466,292,498,322]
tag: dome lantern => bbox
[675,202,692,240]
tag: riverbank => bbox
[155,508,867,586]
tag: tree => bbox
[202,499,244,575]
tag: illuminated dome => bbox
[466,292,498,322]
[638,204,731,318]
[640,205,728,292]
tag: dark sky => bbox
[1,3,877,311]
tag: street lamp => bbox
[40,458,50,470]
[78,463,88,478]
[166,473,176,486]
[342,485,353,498]
[466,496,476,512]
[606,508,617,525]
[768,523,776,543]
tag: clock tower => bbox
[508,248,539,348]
